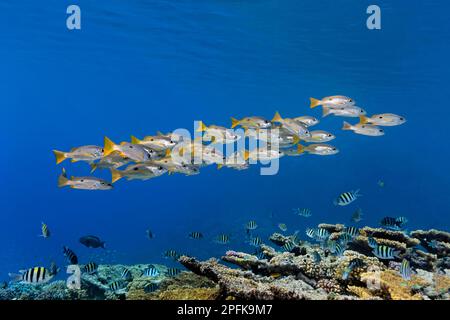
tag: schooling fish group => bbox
[52,95,406,190]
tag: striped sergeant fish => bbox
[339,233,353,245]
[327,241,345,256]
[396,216,408,227]
[143,266,160,277]
[144,283,159,293]
[372,245,400,260]
[40,222,50,239]
[315,228,330,241]
[121,268,133,281]
[188,232,204,240]
[9,266,55,285]
[342,258,365,280]
[282,240,296,252]
[63,246,78,265]
[215,234,230,245]
[254,248,268,260]
[400,259,412,280]
[164,250,180,260]
[343,226,360,238]
[246,220,258,231]
[82,262,98,274]
[312,251,321,263]
[294,208,312,217]
[248,236,263,247]
[109,280,128,293]
[166,268,182,277]
[334,190,361,206]
[367,237,378,249]
[380,217,402,230]
[306,228,316,239]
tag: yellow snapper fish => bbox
[359,114,406,126]
[196,121,240,144]
[272,112,311,138]
[58,168,113,190]
[301,130,335,143]
[53,145,103,165]
[90,151,130,173]
[219,152,249,170]
[130,135,177,151]
[156,131,185,143]
[230,116,271,129]
[298,143,339,156]
[245,127,300,147]
[110,163,167,183]
[310,96,355,109]
[103,137,154,162]
[244,147,284,162]
[322,105,366,118]
[292,116,319,127]
[9,266,56,285]
[151,151,200,175]
[342,121,384,136]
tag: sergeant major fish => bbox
[9,266,57,285]
[334,190,361,206]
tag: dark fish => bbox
[334,190,361,206]
[372,245,400,260]
[63,246,78,264]
[400,259,412,280]
[79,235,106,249]
[144,283,159,293]
[109,280,127,293]
[339,233,353,245]
[188,232,203,240]
[121,268,132,281]
[166,268,181,277]
[82,262,98,274]
[380,217,403,230]
[396,216,408,227]
[164,250,180,260]
[246,220,258,230]
[146,229,154,239]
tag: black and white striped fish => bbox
[9,266,55,285]
[188,232,203,240]
[121,267,133,281]
[63,246,78,264]
[166,268,181,277]
[294,208,312,217]
[246,220,258,232]
[109,280,127,293]
[367,237,378,248]
[215,234,230,244]
[40,222,50,239]
[143,266,160,277]
[372,245,400,260]
[82,262,98,274]
[334,190,361,206]
[344,226,360,238]
[164,249,180,259]
[144,283,159,293]
[380,216,402,230]
[400,259,412,280]
[248,236,263,247]
[339,233,353,245]
[315,228,330,240]
[282,240,296,252]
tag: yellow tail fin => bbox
[165,149,172,157]
[309,97,321,109]
[297,144,305,154]
[196,121,207,132]
[359,115,369,124]
[272,111,282,122]
[242,150,250,161]
[217,164,223,170]
[231,117,240,129]
[90,163,97,173]
[131,135,141,144]
[342,121,352,130]
[322,105,331,117]
[292,135,300,145]
[57,168,70,187]
[110,168,123,183]
[53,150,67,165]
[103,137,117,157]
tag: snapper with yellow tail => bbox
[309,95,355,109]
[342,121,384,136]
[297,143,339,156]
[196,121,239,144]
[103,136,153,162]
[230,116,271,129]
[322,105,366,118]
[110,163,167,183]
[58,168,113,190]
[52,145,103,165]
[272,112,311,138]
[359,113,406,126]
[130,135,176,151]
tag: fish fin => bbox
[90,163,97,173]
[342,121,352,130]
[196,121,207,132]
[309,97,321,109]
[165,149,171,157]
[110,168,123,183]
[292,135,300,145]
[359,115,369,124]
[58,169,70,187]
[322,105,331,117]
[156,131,164,136]
[241,150,250,161]
[131,135,141,144]
[104,137,117,157]
[217,164,223,170]
[53,150,67,165]
[231,117,240,129]
[297,144,305,154]
[71,159,79,163]
[272,111,282,122]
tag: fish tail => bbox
[103,136,117,157]
[292,135,300,145]
[217,164,223,170]
[322,105,331,117]
[58,168,70,187]
[359,115,369,124]
[8,273,22,282]
[90,163,97,173]
[241,150,250,161]
[309,97,321,109]
[53,150,67,164]
[196,121,207,132]
[342,121,352,130]
[297,144,305,154]
[272,111,282,122]
[231,117,240,129]
[110,168,123,183]
[130,135,141,144]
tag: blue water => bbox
[1,1,449,280]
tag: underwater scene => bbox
[1,1,450,301]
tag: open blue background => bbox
[1,1,449,279]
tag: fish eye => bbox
[349,99,353,102]
[100,182,105,185]
[158,166,163,170]
[332,148,336,151]
[80,179,84,182]
[129,145,133,148]
[101,148,104,153]
[379,129,384,133]
[379,116,383,119]
[360,110,364,113]
[264,120,269,123]
[400,117,404,121]
[327,134,332,137]
[133,167,139,171]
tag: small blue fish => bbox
[294,208,312,217]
